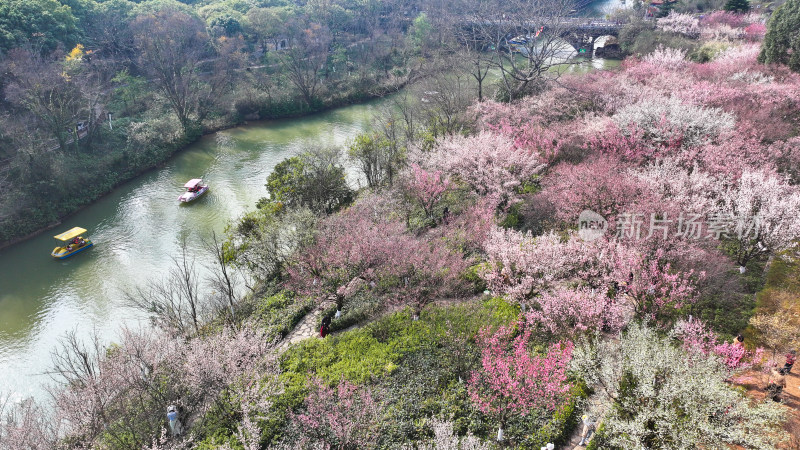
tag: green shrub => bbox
[500,203,523,229]
[281,299,516,385]
[483,296,520,324]
[689,41,729,62]
[521,381,588,448]
[329,291,383,332]
[254,291,314,340]
[462,263,488,293]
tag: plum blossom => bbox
[421,131,545,206]
[571,323,787,449]
[612,96,735,149]
[630,158,717,213]
[713,170,800,268]
[657,12,700,37]
[526,287,633,336]
[468,321,573,428]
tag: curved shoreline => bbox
[0,85,405,252]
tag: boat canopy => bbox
[184,179,203,188]
[54,227,87,241]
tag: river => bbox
[0,61,623,402]
[0,103,380,402]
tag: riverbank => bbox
[0,80,408,251]
[0,95,402,403]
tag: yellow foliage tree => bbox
[62,44,84,79]
[66,43,84,62]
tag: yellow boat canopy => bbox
[54,227,87,241]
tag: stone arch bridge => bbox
[464,17,623,57]
[550,18,622,55]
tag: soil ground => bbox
[732,368,800,450]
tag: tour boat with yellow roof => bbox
[51,227,93,259]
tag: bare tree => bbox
[383,90,422,145]
[277,21,332,107]
[131,8,222,132]
[46,329,112,445]
[463,0,576,100]
[126,239,204,336]
[3,49,86,152]
[450,20,496,102]
[205,232,248,327]
[200,35,246,121]
[415,59,475,137]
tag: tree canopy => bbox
[0,0,78,54]
[758,0,800,72]
[263,148,353,215]
[723,0,750,13]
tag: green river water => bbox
[0,58,620,402]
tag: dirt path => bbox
[563,396,604,450]
[733,368,800,449]
[277,301,334,352]
[565,429,588,449]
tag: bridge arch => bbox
[558,24,621,57]
[593,35,622,58]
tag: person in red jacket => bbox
[784,350,796,373]
[320,315,332,338]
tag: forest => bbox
[2,0,800,449]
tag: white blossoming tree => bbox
[421,132,545,206]
[715,170,800,271]
[415,419,492,450]
[657,12,701,37]
[631,157,717,213]
[571,323,788,449]
[613,96,735,149]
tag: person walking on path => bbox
[784,350,796,373]
[767,368,787,402]
[320,315,332,338]
[579,414,596,446]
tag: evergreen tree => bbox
[0,0,78,54]
[758,0,800,72]
[724,0,750,13]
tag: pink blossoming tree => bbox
[421,131,545,206]
[405,164,452,221]
[287,198,471,307]
[542,156,647,224]
[673,317,762,371]
[526,288,633,337]
[291,377,380,449]
[468,321,573,441]
[481,228,600,303]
